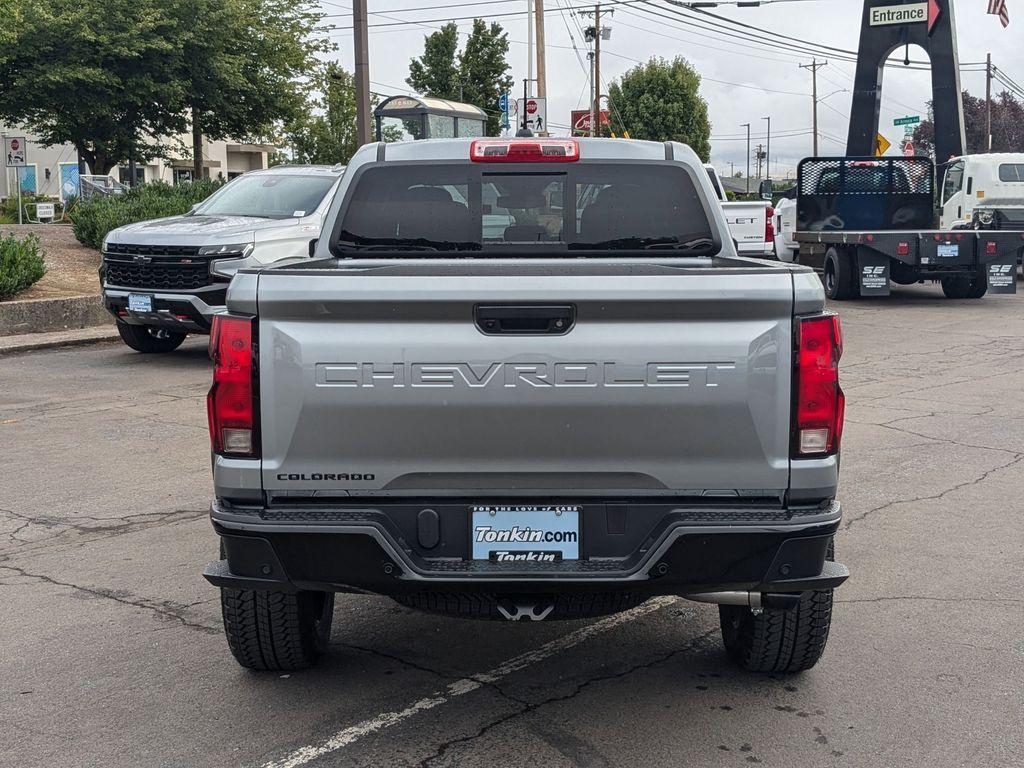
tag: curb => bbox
[0,326,120,356]
[0,293,111,336]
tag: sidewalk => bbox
[0,325,119,355]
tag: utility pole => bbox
[593,4,602,137]
[527,0,534,105]
[742,123,751,194]
[799,59,828,156]
[986,53,993,153]
[353,0,372,146]
[535,0,548,136]
[762,116,772,182]
[755,144,764,179]
[729,161,735,178]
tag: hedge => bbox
[69,180,222,250]
[0,233,46,300]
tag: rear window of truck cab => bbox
[333,163,717,255]
[998,164,1024,182]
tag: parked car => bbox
[704,165,775,258]
[204,137,849,674]
[100,165,345,353]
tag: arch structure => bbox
[846,0,966,164]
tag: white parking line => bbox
[261,596,677,768]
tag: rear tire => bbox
[116,321,187,353]
[719,541,835,673]
[823,247,856,300]
[941,272,988,299]
[220,588,334,671]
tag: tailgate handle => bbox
[475,305,575,335]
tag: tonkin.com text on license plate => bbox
[470,505,580,563]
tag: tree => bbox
[181,0,331,179]
[407,23,462,101]
[285,65,361,166]
[407,20,512,135]
[0,0,187,174]
[607,57,712,161]
[912,89,1024,158]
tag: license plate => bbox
[937,243,959,259]
[470,505,580,562]
[128,294,153,312]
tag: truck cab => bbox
[940,153,1024,229]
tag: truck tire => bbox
[719,540,835,673]
[116,321,187,353]
[823,248,856,300]
[220,587,334,671]
[941,272,988,300]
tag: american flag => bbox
[989,0,1010,27]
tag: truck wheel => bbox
[941,272,987,300]
[220,587,334,671]
[719,540,835,674]
[116,321,187,353]
[823,248,855,300]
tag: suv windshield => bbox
[334,163,716,255]
[196,174,336,219]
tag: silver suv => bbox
[100,165,344,353]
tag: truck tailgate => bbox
[257,263,794,497]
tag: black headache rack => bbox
[794,157,1022,296]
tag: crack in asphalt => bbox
[836,595,1024,605]
[841,453,1024,531]
[415,627,720,768]
[0,563,220,635]
[0,508,208,556]
[339,644,530,707]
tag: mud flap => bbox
[857,250,890,297]
[986,256,1018,294]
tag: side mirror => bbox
[308,238,318,258]
[758,180,774,200]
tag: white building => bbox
[0,127,273,201]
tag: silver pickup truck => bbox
[204,138,848,675]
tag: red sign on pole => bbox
[570,110,611,134]
[903,140,915,157]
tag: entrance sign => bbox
[869,3,927,25]
[847,1,965,165]
[4,136,27,167]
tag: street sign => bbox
[903,140,915,157]
[516,97,547,133]
[570,109,610,135]
[869,2,927,26]
[497,93,509,113]
[35,202,55,220]
[893,115,921,127]
[875,133,892,156]
[4,136,27,167]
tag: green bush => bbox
[0,194,64,225]
[69,180,222,250]
[0,234,46,300]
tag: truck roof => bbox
[353,137,705,166]
[243,164,345,177]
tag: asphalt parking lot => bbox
[2,283,1023,768]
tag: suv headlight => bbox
[206,243,255,279]
[199,243,254,258]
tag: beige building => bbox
[0,127,273,201]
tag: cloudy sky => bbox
[321,0,1021,178]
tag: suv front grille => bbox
[103,244,212,290]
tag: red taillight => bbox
[794,314,844,458]
[765,206,775,244]
[207,315,257,457]
[896,241,910,257]
[986,241,998,255]
[470,139,580,163]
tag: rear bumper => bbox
[204,498,848,596]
